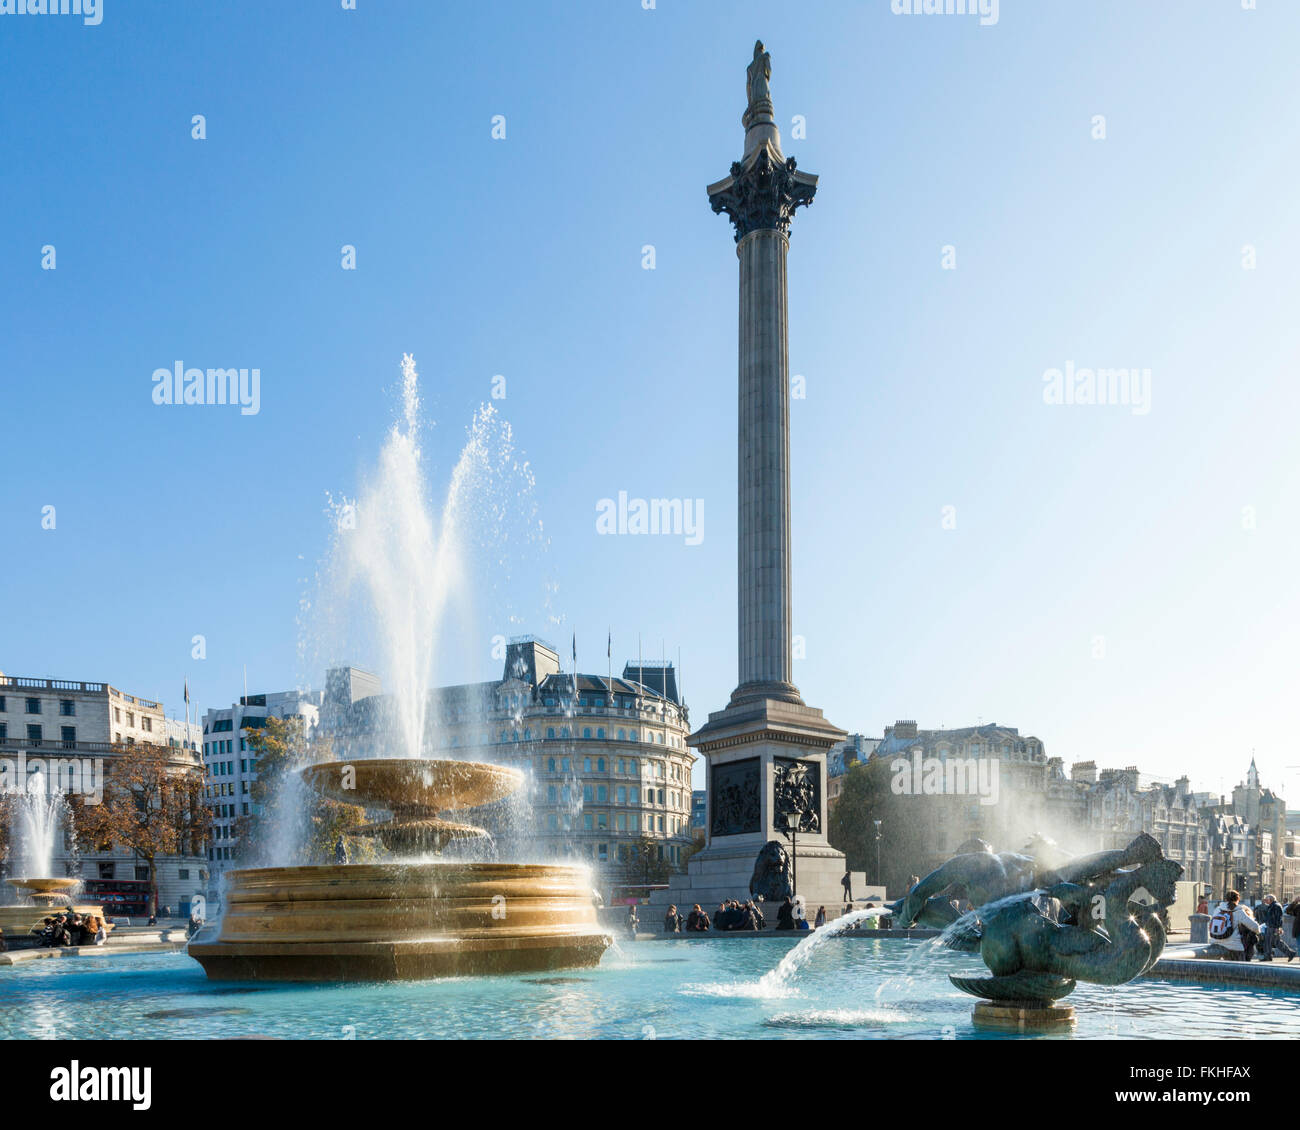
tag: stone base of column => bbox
[647,694,848,919]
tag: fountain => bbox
[187,758,610,981]
[188,353,607,981]
[0,789,104,939]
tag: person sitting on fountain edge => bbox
[663,904,683,934]
[685,903,710,932]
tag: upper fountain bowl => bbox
[8,877,81,905]
[302,758,524,814]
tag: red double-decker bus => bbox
[80,878,151,917]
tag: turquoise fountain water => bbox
[2,938,1297,1039]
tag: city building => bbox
[200,688,323,895]
[1077,766,1210,886]
[319,638,697,894]
[0,672,207,916]
[1198,759,1290,900]
[867,720,1054,870]
[690,789,706,831]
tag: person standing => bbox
[1285,897,1300,947]
[776,897,795,930]
[814,906,826,928]
[841,869,853,906]
[1259,894,1295,961]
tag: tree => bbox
[679,828,705,873]
[827,758,933,897]
[237,716,372,866]
[73,743,210,917]
[625,836,672,887]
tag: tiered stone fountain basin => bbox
[188,759,611,981]
[0,878,105,938]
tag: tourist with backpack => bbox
[1209,890,1259,960]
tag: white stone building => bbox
[0,672,208,918]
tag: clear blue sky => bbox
[3,1,1298,801]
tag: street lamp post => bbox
[873,819,882,889]
[783,811,799,901]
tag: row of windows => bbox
[0,696,79,716]
[490,725,681,748]
[545,811,687,835]
[0,723,79,745]
[544,783,685,809]
[543,756,685,781]
[111,706,151,731]
[205,737,260,756]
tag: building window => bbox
[583,757,592,772]
[630,786,639,804]
[597,758,605,772]
[59,699,75,716]
[583,728,591,739]
[547,728,555,739]
[142,717,152,733]
[597,728,605,740]
[25,698,41,715]
[618,729,626,741]
[617,786,627,804]
[26,724,42,743]
[60,726,76,747]
[0,723,7,741]
[597,786,607,802]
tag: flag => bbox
[607,630,611,659]
[183,679,190,706]
[572,632,576,665]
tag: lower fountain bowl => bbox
[188,861,611,982]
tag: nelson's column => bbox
[652,42,848,917]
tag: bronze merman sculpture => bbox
[889,832,1181,1028]
[890,831,1164,930]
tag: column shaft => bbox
[736,228,792,693]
